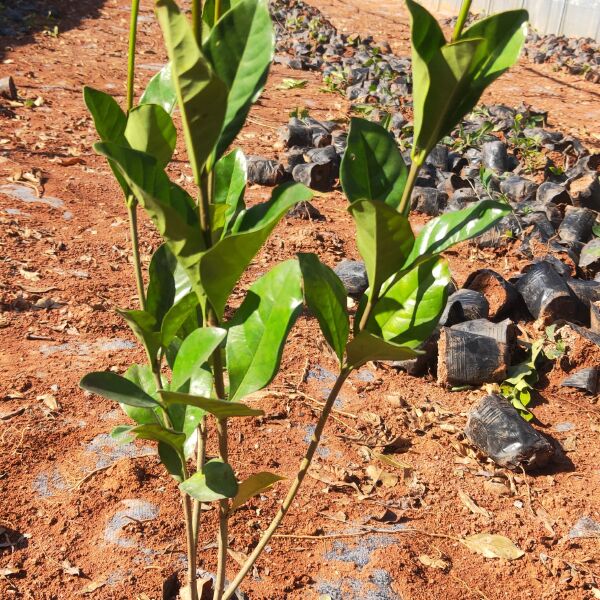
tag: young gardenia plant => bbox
[78,0,527,599]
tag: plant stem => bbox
[452,0,472,41]
[398,158,422,216]
[192,417,207,544]
[126,0,141,112]
[211,344,229,600]
[182,459,200,600]
[358,287,379,332]
[221,367,352,600]
[192,0,203,44]
[214,0,222,23]
[127,198,146,311]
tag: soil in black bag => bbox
[465,394,555,471]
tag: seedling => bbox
[79,1,526,598]
[277,77,308,90]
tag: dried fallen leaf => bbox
[179,577,212,600]
[591,587,600,599]
[374,452,412,471]
[0,566,21,577]
[227,548,248,567]
[19,268,40,281]
[460,533,524,560]
[61,560,81,576]
[418,554,449,570]
[458,489,491,519]
[37,394,59,411]
[80,579,106,594]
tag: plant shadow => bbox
[0,0,108,60]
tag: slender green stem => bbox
[192,0,203,44]
[452,0,472,41]
[221,367,352,600]
[211,338,229,600]
[183,493,199,600]
[192,417,207,544]
[126,0,141,112]
[398,158,423,216]
[127,198,146,311]
[214,0,222,23]
[358,286,379,332]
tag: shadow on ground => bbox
[0,0,108,59]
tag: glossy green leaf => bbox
[140,62,177,114]
[340,117,408,208]
[94,143,206,300]
[156,0,228,182]
[146,244,193,327]
[124,104,177,167]
[298,253,349,363]
[406,0,482,158]
[346,331,420,368]
[130,423,186,453]
[227,259,303,401]
[171,327,227,392]
[201,182,311,317]
[367,257,451,347]
[231,471,285,510]
[348,199,415,292]
[80,372,160,408]
[158,442,186,480]
[121,364,161,425]
[202,0,233,29]
[116,308,161,361]
[452,11,528,124]
[204,0,274,157]
[160,292,200,348]
[83,87,127,143]
[180,459,238,502]
[214,148,247,236]
[84,87,129,194]
[160,391,264,417]
[405,200,510,267]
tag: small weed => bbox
[277,78,308,90]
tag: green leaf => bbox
[121,364,161,425]
[214,149,247,236]
[158,443,186,480]
[83,87,127,143]
[156,0,228,182]
[124,103,177,168]
[204,0,274,157]
[348,199,415,292]
[84,87,129,194]
[94,143,206,299]
[130,423,186,453]
[346,331,419,368]
[160,391,264,417]
[160,292,200,348]
[367,257,451,347]
[202,0,233,29]
[80,372,160,408]
[116,308,161,361]
[227,260,303,401]
[171,327,227,392]
[453,11,528,121]
[406,0,482,158]
[340,117,408,208]
[140,62,177,114]
[405,200,510,267]
[201,182,311,317]
[180,459,238,502]
[231,472,285,511]
[298,253,349,363]
[146,244,194,327]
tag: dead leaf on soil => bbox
[37,394,59,411]
[0,566,21,577]
[18,268,40,281]
[591,587,600,599]
[458,489,492,519]
[460,533,524,560]
[61,560,81,576]
[227,548,249,567]
[418,554,449,570]
[179,576,212,600]
[80,579,106,594]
